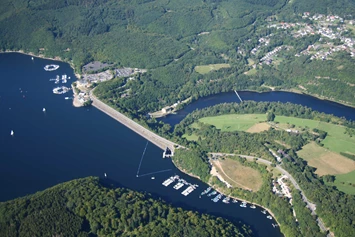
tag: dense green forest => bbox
[172,101,355,237]
[2,0,355,114]
[0,177,252,237]
[174,151,324,237]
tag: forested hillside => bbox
[0,177,252,237]
[2,0,355,112]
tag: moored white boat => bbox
[44,64,59,71]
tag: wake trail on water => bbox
[137,169,172,178]
[136,141,149,177]
[135,140,172,178]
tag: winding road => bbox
[89,91,328,234]
[211,153,328,233]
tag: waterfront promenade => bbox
[90,91,178,152]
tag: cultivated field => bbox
[297,142,355,176]
[274,116,355,155]
[194,63,231,74]
[212,158,263,191]
[198,114,267,132]
[246,122,270,133]
[192,114,355,155]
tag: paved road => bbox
[210,153,328,233]
[89,92,328,233]
[90,91,178,152]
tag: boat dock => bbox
[181,186,195,196]
[162,175,179,187]
[173,182,184,190]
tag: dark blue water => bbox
[0,53,282,236]
[161,91,355,126]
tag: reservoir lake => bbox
[1,53,355,236]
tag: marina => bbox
[207,191,217,197]
[10,53,355,237]
[49,74,70,84]
[173,182,184,190]
[181,186,195,196]
[222,196,230,204]
[44,64,59,71]
[61,74,67,83]
[212,194,222,203]
[162,176,176,187]
[162,175,198,196]
[53,86,70,95]
[200,187,212,196]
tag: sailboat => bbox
[104,173,107,178]
[11,130,14,136]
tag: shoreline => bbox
[237,88,355,109]
[1,51,354,110]
[171,157,281,227]
[0,50,82,79]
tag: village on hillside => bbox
[247,13,355,67]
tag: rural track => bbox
[87,90,328,234]
[210,152,328,233]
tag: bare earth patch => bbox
[212,158,263,191]
[246,122,270,133]
[298,142,355,176]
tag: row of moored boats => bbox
[200,186,273,220]
[162,175,198,196]
[49,74,71,84]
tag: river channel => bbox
[1,53,354,236]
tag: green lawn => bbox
[182,133,199,141]
[198,114,267,132]
[195,63,231,74]
[274,116,355,155]
[187,113,355,156]
[333,171,355,195]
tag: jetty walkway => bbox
[211,152,328,234]
[90,91,178,152]
[89,90,328,234]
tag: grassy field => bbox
[212,158,263,191]
[297,142,355,176]
[246,122,270,133]
[199,114,267,132]
[274,116,355,155]
[182,133,199,141]
[191,114,355,155]
[194,63,231,74]
[333,171,355,195]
